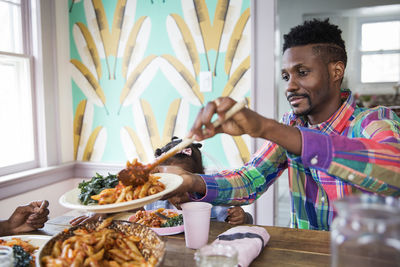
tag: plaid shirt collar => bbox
[290,89,355,134]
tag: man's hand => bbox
[153,165,206,205]
[4,200,49,235]
[188,97,302,155]
[189,97,268,141]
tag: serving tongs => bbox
[118,98,248,186]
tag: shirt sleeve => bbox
[299,109,400,196]
[194,140,288,205]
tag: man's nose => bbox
[285,76,299,94]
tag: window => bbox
[0,0,37,175]
[359,19,400,83]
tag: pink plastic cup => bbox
[181,202,213,249]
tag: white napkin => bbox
[212,226,270,267]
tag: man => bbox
[158,19,400,230]
[0,200,49,236]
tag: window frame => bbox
[0,0,39,176]
[0,0,64,178]
[356,15,400,85]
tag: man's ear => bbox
[330,61,345,83]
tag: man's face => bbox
[281,45,337,119]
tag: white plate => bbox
[59,173,183,213]
[0,235,51,257]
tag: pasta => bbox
[130,208,181,228]
[91,174,165,205]
[41,218,158,267]
[0,237,38,266]
[0,237,38,254]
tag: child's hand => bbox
[226,206,246,225]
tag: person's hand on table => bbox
[69,213,107,226]
[1,200,49,235]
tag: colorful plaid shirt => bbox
[197,90,400,230]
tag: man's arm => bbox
[189,97,303,155]
[298,115,400,196]
[159,138,288,205]
[188,97,400,196]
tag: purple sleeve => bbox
[188,174,219,202]
[297,127,333,170]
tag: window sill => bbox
[0,162,125,200]
[0,163,75,199]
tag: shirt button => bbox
[321,196,325,201]
[310,156,318,165]
[348,174,355,181]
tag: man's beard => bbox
[291,95,312,116]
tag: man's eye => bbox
[298,70,308,76]
[281,73,289,81]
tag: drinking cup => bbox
[194,243,238,267]
[181,202,213,249]
[331,195,400,267]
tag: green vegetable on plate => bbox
[78,173,118,205]
[161,214,183,227]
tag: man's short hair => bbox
[283,19,347,67]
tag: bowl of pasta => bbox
[37,218,166,267]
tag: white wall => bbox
[250,0,277,226]
[55,0,74,163]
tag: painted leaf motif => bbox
[122,16,151,79]
[159,55,203,106]
[181,0,211,70]
[219,0,243,52]
[221,56,250,100]
[82,126,107,161]
[70,59,107,111]
[117,0,138,58]
[132,99,156,163]
[84,0,106,58]
[73,100,94,161]
[225,8,250,76]
[167,14,200,77]
[120,55,158,109]
[73,22,102,80]
[120,126,148,162]
[221,134,250,168]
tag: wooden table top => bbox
[32,211,331,267]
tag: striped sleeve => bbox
[198,140,288,205]
[299,108,400,196]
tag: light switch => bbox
[199,71,212,92]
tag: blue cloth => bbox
[144,200,230,222]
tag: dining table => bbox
[31,210,332,267]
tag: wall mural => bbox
[69,0,251,171]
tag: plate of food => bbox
[36,218,165,266]
[59,172,183,213]
[128,208,184,236]
[0,235,51,266]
